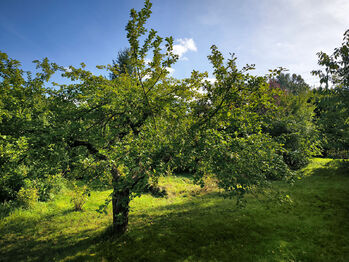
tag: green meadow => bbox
[1,158,348,262]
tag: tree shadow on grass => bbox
[1,194,347,262]
[0,193,262,262]
[0,206,113,262]
[86,162,349,262]
[91,198,294,262]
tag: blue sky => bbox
[1,0,348,86]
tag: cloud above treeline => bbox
[173,38,197,60]
[253,0,349,85]
[192,0,349,86]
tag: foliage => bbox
[312,29,349,157]
[16,183,38,209]
[0,52,30,202]
[174,46,296,199]
[36,174,67,201]
[0,200,15,218]
[0,164,28,202]
[313,87,349,157]
[0,50,69,202]
[270,72,310,95]
[266,89,321,169]
[197,132,293,204]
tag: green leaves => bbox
[311,29,349,157]
[312,29,349,89]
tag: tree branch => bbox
[70,140,107,161]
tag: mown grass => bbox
[0,158,348,262]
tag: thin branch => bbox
[145,68,165,95]
[73,100,110,121]
[193,83,232,129]
[134,53,157,130]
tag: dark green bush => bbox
[0,172,27,203]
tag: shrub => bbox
[70,183,89,211]
[0,171,66,203]
[16,186,38,209]
[0,173,26,203]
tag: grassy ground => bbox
[0,158,348,262]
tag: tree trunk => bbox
[111,166,130,235]
[112,187,130,235]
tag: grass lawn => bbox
[0,158,348,261]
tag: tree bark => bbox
[111,166,130,235]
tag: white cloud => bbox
[252,0,349,86]
[166,67,175,75]
[144,58,152,65]
[204,77,216,84]
[64,66,72,73]
[195,0,349,86]
[173,38,197,59]
[181,56,189,61]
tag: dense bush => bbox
[0,172,26,202]
[0,136,29,202]
[313,87,349,158]
[265,91,320,169]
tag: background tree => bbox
[312,29,349,90]
[265,90,320,169]
[312,29,349,158]
[266,73,320,169]
[109,48,133,80]
[271,73,310,95]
